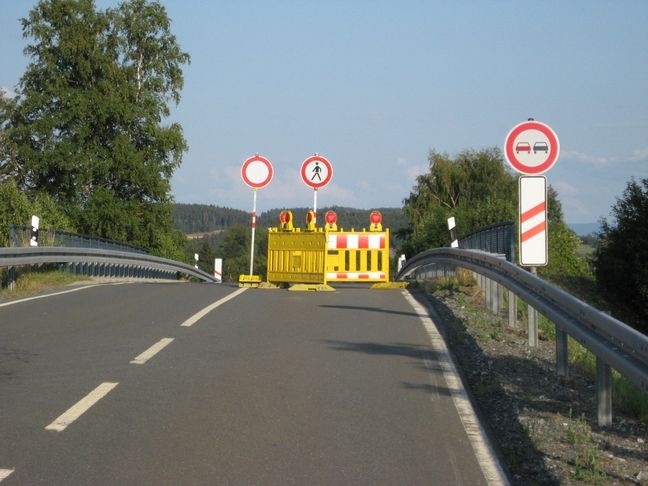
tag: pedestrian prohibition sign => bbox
[241,154,273,189]
[504,120,560,175]
[301,154,332,189]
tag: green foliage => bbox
[0,180,31,247]
[0,179,73,246]
[563,411,606,483]
[593,178,648,326]
[207,224,268,282]
[540,220,590,278]
[0,0,189,256]
[401,148,517,255]
[173,203,250,233]
[173,204,407,236]
[401,147,589,279]
[259,206,408,234]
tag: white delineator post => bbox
[214,258,223,283]
[447,216,458,248]
[30,215,40,247]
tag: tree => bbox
[401,148,517,254]
[0,0,189,257]
[400,147,588,278]
[215,225,268,282]
[0,179,73,247]
[594,178,648,324]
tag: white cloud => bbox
[0,86,17,99]
[561,150,610,166]
[561,148,648,166]
[395,156,427,182]
[629,148,648,162]
[552,180,578,196]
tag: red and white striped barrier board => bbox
[327,233,385,249]
[326,272,386,280]
[519,176,548,266]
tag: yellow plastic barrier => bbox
[325,229,390,283]
[266,229,327,285]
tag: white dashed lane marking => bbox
[45,382,118,432]
[0,469,14,482]
[130,338,174,365]
[180,287,247,327]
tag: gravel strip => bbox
[415,286,648,485]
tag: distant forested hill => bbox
[172,204,249,234]
[258,206,408,232]
[173,203,408,234]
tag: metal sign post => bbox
[240,154,273,282]
[505,119,559,347]
[249,189,257,276]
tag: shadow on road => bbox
[319,304,423,318]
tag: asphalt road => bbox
[0,282,500,485]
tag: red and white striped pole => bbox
[249,189,257,276]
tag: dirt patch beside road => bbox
[414,287,647,485]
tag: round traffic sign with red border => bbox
[504,120,560,175]
[241,154,273,189]
[301,155,333,189]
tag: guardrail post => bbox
[490,279,499,314]
[556,328,569,376]
[7,266,16,290]
[596,357,612,427]
[528,304,538,347]
[485,277,492,309]
[508,290,517,328]
[528,268,539,347]
[496,281,503,314]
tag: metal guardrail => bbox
[0,247,217,283]
[9,225,149,254]
[458,221,515,262]
[396,248,648,426]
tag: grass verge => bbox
[423,271,648,424]
[0,267,91,299]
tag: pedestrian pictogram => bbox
[505,120,560,175]
[301,154,332,189]
[311,162,323,181]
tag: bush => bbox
[593,178,648,328]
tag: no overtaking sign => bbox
[504,120,560,175]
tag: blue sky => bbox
[2,1,647,224]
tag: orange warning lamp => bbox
[279,210,294,231]
[369,211,382,231]
[306,210,317,231]
[324,211,338,231]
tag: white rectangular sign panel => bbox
[519,176,548,266]
[214,258,223,283]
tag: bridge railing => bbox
[396,248,648,427]
[9,225,149,254]
[0,246,218,286]
[458,221,515,262]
